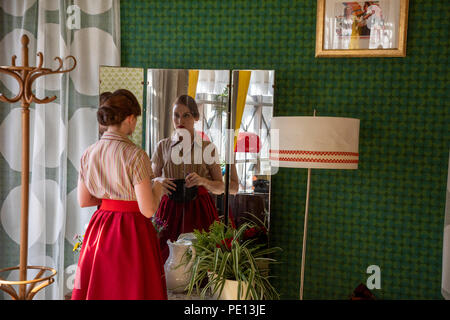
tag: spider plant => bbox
[183,220,282,300]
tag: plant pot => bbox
[208,273,251,300]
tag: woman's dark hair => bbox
[100,91,113,106]
[98,92,112,137]
[173,94,199,118]
[97,89,141,126]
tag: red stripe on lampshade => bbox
[269,149,359,157]
[269,156,359,164]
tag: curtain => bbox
[146,69,188,155]
[196,70,228,95]
[442,151,450,299]
[0,0,120,300]
[248,70,274,97]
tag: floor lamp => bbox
[270,115,360,300]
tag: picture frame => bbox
[315,0,409,57]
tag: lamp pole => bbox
[299,109,315,300]
[300,167,311,300]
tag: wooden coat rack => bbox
[0,35,76,300]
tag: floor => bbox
[64,290,213,300]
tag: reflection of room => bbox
[233,70,274,194]
[228,70,274,229]
[144,68,275,230]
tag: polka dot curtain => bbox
[0,0,120,299]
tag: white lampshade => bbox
[270,116,360,169]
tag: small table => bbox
[228,192,269,227]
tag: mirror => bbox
[146,69,230,262]
[145,68,230,211]
[98,67,275,261]
[227,70,275,230]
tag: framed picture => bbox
[315,0,409,57]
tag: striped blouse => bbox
[151,132,221,180]
[79,131,154,201]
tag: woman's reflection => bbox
[151,95,225,262]
[228,163,239,195]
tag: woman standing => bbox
[72,89,167,300]
[151,95,224,262]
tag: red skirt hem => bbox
[71,200,167,300]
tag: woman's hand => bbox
[153,177,177,195]
[185,172,205,188]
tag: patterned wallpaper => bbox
[121,0,449,299]
[99,66,144,147]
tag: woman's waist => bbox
[162,186,209,202]
[168,185,209,195]
[99,199,140,212]
[161,168,212,180]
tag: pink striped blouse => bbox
[79,131,154,201]
[151,133,221,180]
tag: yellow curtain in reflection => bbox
[188,70,199,98]
[234,70,251,149]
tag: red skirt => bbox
[156,186,219,263]
[71,199,167,300]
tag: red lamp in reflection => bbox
[197,130,210,142]
[234,132,261,192]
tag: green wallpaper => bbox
[121,0,449,299]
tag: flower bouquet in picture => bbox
[183,219,282,300]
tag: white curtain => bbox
[248,70,274,97]
[146,69,188,155]
[0,0,120,300]
[196,69,273,99]
[442,151,450,299]
[196,70,229,95]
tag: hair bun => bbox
[97,89,141,127]
[97,105,120,126]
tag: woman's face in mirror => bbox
[172,103,198,134]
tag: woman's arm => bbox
[152,162,176,194]
[77,179,102,207]
[185,165,225,195]
[152,162,162,178]
[228,164,239,195]
[134,177,163,218]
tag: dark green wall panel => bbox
[121,0,450,299]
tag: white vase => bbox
[164,238,195,293]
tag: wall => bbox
[121,0,449,299]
